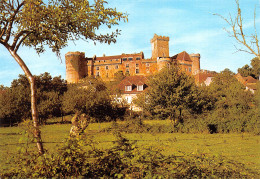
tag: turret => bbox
[157,57,171,71]
[65,52,85,83]
[190,53,200,75]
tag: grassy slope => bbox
[1,120,260,173]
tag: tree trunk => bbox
[8,48,44,154]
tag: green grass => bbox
[1,120,260,173]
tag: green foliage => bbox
[114,70,126,82]
[0,0,128,55]
[0,72,67,125]
[238,57,260,79]
[140,64,213,121]
[62,78,126,122]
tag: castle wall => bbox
[65,34,202,84]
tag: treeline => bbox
[0,72,126,126]
[133,64,260,134]
[0,62,259,134]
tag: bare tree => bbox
[214,0,259,60]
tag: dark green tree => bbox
[237,57,260,79]
[62,78,124,122]
[0,0,127,153]
[0,73,67,125]
[251,57,260,79]
[209,69,253,120]
[143,64,213,123]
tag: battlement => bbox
[150,34,170,43]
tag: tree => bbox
[209,69,253,119]
[214,0,259,60]
[0,0,127,154]
[143,64,213,123]
[237,57,260,79]
[62,78,124,122]
[0,73,67,125]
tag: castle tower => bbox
[65,52,86,83]
[190,53,200,75]
[157,57,172,71]
[151,34,170,59]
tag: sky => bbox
[0,0,259,87]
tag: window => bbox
[125,85,132,91]
[189,67,191,72]
[106,65,109,70]
[146,63,150,67]
[96,72,100,77]
[126,64,129,68]
[136,69,139,74]
[122,58,127,61]
[96,67,99,70]
[115,65,119,69]
[128,57,133,61]
[136,63,139,67]
[137,85,143,91]
[136,57,141,60]
[126,69,130,75]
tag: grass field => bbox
[1,120,260,174]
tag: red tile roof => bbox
[244,76,257,84]
[118,75,149,94]
[176,51,192,62]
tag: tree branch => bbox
[14,31,31,53]
[3,1,24,43]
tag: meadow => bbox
[1,118,260,176]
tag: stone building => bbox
[65,34,203,83]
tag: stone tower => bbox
[65,52,86,83]
[190,53,200,75]
[151,34,170,59]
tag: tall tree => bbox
[214,0,259,60]
[143,64,213,123]
[0,0,127,154]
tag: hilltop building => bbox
[65,34,210,84]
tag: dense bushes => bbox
[62,78,126,122]
[0,73,67,125]
[2,132,258,178]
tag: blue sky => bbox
[0,0,259,86]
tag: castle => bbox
[65,34,202,83]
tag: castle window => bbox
[136,69,139,74]
[126,69,130,75]
[128,57,133,61]
[126,64,129,68]
[125,85,132,91]
[137,85,143,91]
[115,65,119,69]
[136,57,141,60]
[106,65,109,70]
[96,67,99,70]
[96,72,100,77]
[122,58,127,61]
[136,63,139,67]
[146,63,150,67]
